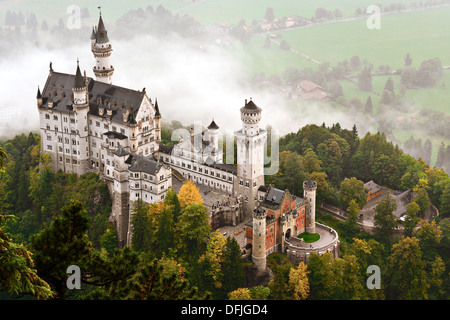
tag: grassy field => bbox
[273,6,450,70]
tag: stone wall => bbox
[285,223,340,265]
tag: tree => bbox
[402,202,420,237]
[0,214,53,299]
[221,237,245,296]
[358,67,372,91]
[404,53,413,66]
[385,237,429,300]
[343,199,361,239]
[364,96,373,114]
[130,198,152,252]
[176,204,210,261]
[415,220,442,265]
[288,262,309,300]
[177,180,203,208]
[350,55,361,71]
[198,231,227,290]
[0,146,8,171]
[264,7,275,22]
[315,7,329,20]
[339,177,367,210]
[302,148,322,174]
[373,193,398,242]
[228,288,252,300]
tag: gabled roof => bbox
[298,80,323,92]
[364,180,381,194]
[39,71,145,125]
[127,153,164,175]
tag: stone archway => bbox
[285,228,291,239]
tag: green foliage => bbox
[374,193,398,243]
[339,177,367,210]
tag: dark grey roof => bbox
[154,98,161,118]
[207,119,219,130]
[39,71,145,124]
[127,154,164,175]
[113,145,130,157]
[240,99,261,113]
[206,162,237,174]
[36,86,42,99]
[304,179,317,188]
[96,15,109,44]
[103,131,127,140]
[158,144,174,155]
[90,27,96,40]
[74,62,85,89]
[265,187,285,205]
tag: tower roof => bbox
[73,60,85,89]
[207,119,219,130]
[240,98,261,113]
[154,98,161,118]
[96,15,109,44]
[90,27,96,40]
[36,86,42,99]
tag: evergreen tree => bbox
[0,214,53,299]
[130,198,152,252]
[222,237,245,296]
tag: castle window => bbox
[239,179,243,186]
[46,135,51,141]
[45,114,50,119]
[47,145,52,150]
[245,181,250,188]
[53,115,58,120]
[104,124,108,129]
[71,118,75,124]
[96,121,100,127]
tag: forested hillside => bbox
[1,126,450,300]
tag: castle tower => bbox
[91,12,114,84]
[72,60,90,175]
[234,99,267,217]
[303,179,317,233]
[252,206,267,270]
[207,119,220,163]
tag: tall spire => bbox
[91,10,114,84]
[96,13,109,44]
[74,59,85,89]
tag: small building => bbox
[297,80,330,101]
[364,180,382,201]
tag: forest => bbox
[1,122,450,300]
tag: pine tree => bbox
[0,214,53,299]
[222,237,245,296]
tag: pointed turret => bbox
[36,86,43,108]
[154,98,161,118]
[91,11,114,84]
[74,59,85,89]
[96,14,109,44]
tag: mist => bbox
[0,11,375,141]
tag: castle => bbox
[37,13,339,270]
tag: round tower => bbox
[303,179,317,234]
[252,206,267,271]
[207,119,220,163]
[91,13,114,84]
[234,99,267,217]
